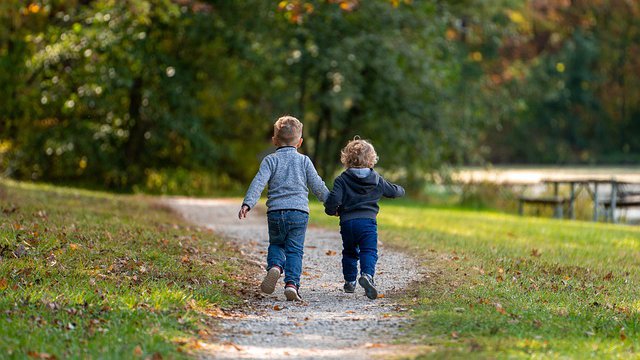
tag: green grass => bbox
[0,180,243,359]
[309,200,640,359]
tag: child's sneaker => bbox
[260,266,282,294]
[358,273,378,300]
[284,283,302,301]
[343,281,357,293]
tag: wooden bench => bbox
[518,196,569,218]
[598,186,640,222]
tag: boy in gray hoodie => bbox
[239,116,329,301]
[324,138,405,299]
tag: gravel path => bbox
[166,198,422,360]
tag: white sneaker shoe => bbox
[260,267,281,294]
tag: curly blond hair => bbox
[340,137,378,168]
[273,115,303,146]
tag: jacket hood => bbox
[344,169,379,194]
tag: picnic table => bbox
[518,178,640,223]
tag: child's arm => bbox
[382,178,405,199]
[305,157,330,203]
[324,178,343,216]
[239,158,272,219]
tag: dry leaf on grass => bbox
[133,345,143,356]
[27,351,56,359]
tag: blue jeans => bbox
[340,218,378,282]
[266,210,309,288]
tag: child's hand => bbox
[238,205,250,219]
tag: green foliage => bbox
[0,180,242,358]
[0,0,511,192]
[484,1,640,164]
[1,1,638,194]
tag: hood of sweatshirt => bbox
[344,168,379,194]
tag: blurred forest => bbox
[1,0,639,194]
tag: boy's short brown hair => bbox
[273,116,303,146]
[340,137,378,168]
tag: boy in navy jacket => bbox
[324,138,405,299]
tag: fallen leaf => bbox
[13,244,27,258]
[27,351,56,359]
[69,243,79,250]
[377,294,385,299]
[533,319,542,328]
[0,278,7,290]
[188,298,197,309]
[222,342,243,351]
[345,310,355,314]
[603,272,613,281]
[133,345,143,356]
[325,250,336,256]
[451,331,459,339]
[181,255,190,263]
[495,303,506,314]
[531,248,541,257]
[273,305,284,311]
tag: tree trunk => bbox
[124,76,144,176]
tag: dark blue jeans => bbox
[340,218,378,282]
[266,210,309,288]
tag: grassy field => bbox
[0,181,243,359]
[310,200,640,359]
[3,179,639,359]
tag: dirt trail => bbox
[166,198,423,360]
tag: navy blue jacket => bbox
[324,168,405,223]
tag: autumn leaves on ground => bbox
[2,181,640,359]
[0,181,246,359]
